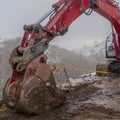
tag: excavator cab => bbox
[105,34,116,59]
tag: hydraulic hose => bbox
[79,0,93,16]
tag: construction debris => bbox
[0,75,120,120]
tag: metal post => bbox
[36,8,55,24]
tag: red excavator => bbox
[3,0,120,114]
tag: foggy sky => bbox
[0,0,120,50]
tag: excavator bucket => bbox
[3,55,66,114]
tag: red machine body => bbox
[3,0,120,114]
[20,0,120,58]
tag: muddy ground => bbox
[0,76,120,120]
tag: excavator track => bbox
[107,61,120,73]
[96,62,110,76]
[96,60,120,76]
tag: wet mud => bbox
[0,76,120,120]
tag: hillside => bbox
[76,41,105,56]
[0,38,105,83]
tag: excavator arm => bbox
[19,0,91,50]
[10,0,92,72]
[3,0,120,114]
[11,0,120,72]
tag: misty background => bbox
[0,0,120,50]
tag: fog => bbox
[0,0,120,50]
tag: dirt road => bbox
[0,76,120,120]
